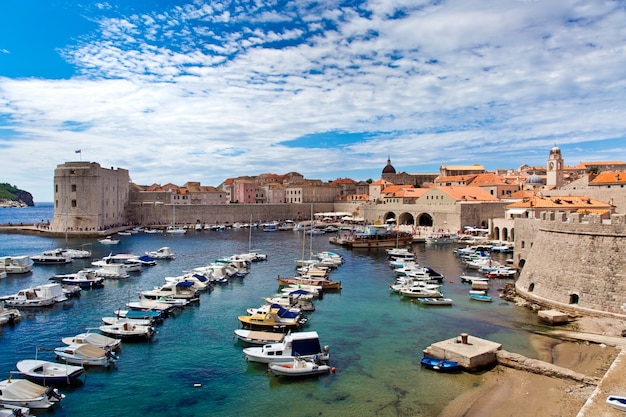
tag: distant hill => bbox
[0,183,34,207]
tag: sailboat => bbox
[165,204,186,234]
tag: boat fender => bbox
[331,367,336,373]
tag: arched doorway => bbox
[416,213,433,227]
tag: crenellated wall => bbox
[515,213,626,317]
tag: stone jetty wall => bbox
[515,213,626,317]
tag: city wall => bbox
[126,202,335,226]
[515,213,626,317]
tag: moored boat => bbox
[98,322,155,340]
[53,344,117,367]
[420,356,460,372]
[0,256,33,274]
[233,329,286,345]
[61,331,122,350]
[50,269,104,288]
[0,304,22,326]
[15,359,85,385]
[243,331,330,364]
[0,378,64,409]
[469,293,492,302]
[31,249,72,265]
[145,246,176,260]
[268,357,333,377]
[417,297,453,306]
[98,236,120,245]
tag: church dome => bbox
[382,157,396,174]
[549,145,561,156]
[526,174,544,184]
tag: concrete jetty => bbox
[423,333,502,370]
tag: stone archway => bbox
[416,213,433,227]
[398,212,415,226]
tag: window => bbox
[71,200,77,208]
[71,184,77,192]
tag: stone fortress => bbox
[46,147,626,318]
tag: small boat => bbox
[16,359,84,385]
[92,254,143,273]
[98,322,155,340]
[164,226,186,235]
[268,357,333,377]
[50,269,104,288]
[145,247,176,259]
[420,356,460,372]
[98,236,120,245]
[53,343,117,367]
[101,316,153,327]
[399,287,443,298]
[61,331,122,350]
[31,249,72,265]
[606,395,626,411]
[0,378,64,409]
[0,256,33,274]
[0,304,22,326]
[60,246,92,259]
[243,331,330,364]
[113,309,164,321]
[1,288,56,308]
[417,297,453,306]
[233,329,286,345]
[0,404,30,417]
[469,293,493,302]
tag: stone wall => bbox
[126,202,335,226]
[515,213,626,317]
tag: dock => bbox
[423,333,502,370]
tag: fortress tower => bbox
[50,161,130,233]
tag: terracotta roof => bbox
[432,186,500,202]
[434,175,477,183]
[330,178,358,185]
[469,173,512,186]
[589,171,626,185]
[507,195,612,210]
[371,179,394,186]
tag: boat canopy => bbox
[290,338,323,356]
[176,281,194,288]
[192,273,209,282]
[271,304,300,319]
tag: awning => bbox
[507,208,528,215]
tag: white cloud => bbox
[2,0,626,201]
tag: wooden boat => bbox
[53,343,117,367]
[268,357,333,377]
[16,359,84,385]
[98,322,155,340]
[238,310,303,332]
[420,356,460,372]
[233,329,285,345]
[61,331,122,350]
[347,225,414,248]
[469,293,492,302]
[276,276,342,290]
[0,378,64,409]
[417,297,453,306]
[606,395,626,411]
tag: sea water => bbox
[0,205,543,417]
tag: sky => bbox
[1,0,626,202]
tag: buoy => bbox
[193,383,202,388]
[331,367,336,373]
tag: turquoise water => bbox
[0,206,543,416]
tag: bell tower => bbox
[546,145,564,188]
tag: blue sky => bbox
[2,0,626,201]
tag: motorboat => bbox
[238,309,303,332]
[113,309,164,321]
[98,236,120,245]
[420,356,460,372]
[31,249,72,265]
[60,246,92,259]
[417,297,453,306]
[61,331,122,350]
[16,359,85,385]
[0,378,64,409]
[1,287,57,308]
[424,232,460,244]
[125,297,175,315]
[101,316,153,327]
[50,269,104,288]
[164,226,186,235]
[0,404,30,417]
[243,331,330,364]
[268,357,333,377]
[399,287,443,298]
[263,294,315,313]
[92,263,130,279]
[0,304,22,326]
[606,395,626,412]
[233,329,286,346]
[0,256,33,274]
[92,254,143,273]
[164,273,212,292]
[277,276,342,291]
[53,343,117,367]
[141,281,200,301]
[98,322,155,340]
[145,247,176,260]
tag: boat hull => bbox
[420,356,460,372]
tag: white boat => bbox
[606,395,626,411]
[53,343,117,367]
[399,287,443,298]
[145,247,176,260]
[92,263,130,279]
[0,256,33,274]
[233,329,286,346]
[268,356,333,377]
[243,331,330,364]
[425,232,460,244]
[0,304,21,326]
[101,316,153,327]
[60,246,92,259]
[16,359,85,385]
[164,273,212,291]
[0,378,64,409]
[98,322,155,340]
[0,284,66,308]
[141,281,200,301]
[0,404,30,417]
[417,297,453,306]
[98,236,120,245]
[50,269,104,288]
[92,253,143,273]
[61,331,122,350]
[31,249,72,265]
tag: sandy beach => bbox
[438,318,623,417]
